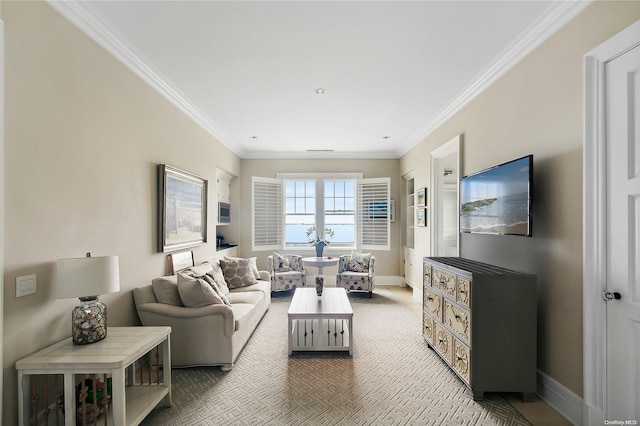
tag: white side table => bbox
[302,256,339,295]
[16,326,172,426]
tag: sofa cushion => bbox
[151,275,182,306]
[221,258,259,289]
[226,290,264,305]
[188,262,214,277]
[177,272,224,307]
[225,256,260,279]
[348,252,371,272]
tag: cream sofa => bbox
[133,258,270,371]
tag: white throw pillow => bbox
[177,272,224,307]
[272,251,290,272]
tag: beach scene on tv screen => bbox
[460,157,530,235]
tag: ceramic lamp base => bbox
[72,298,108,345]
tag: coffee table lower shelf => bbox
[290,319,351,353]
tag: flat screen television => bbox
[460,155,533,237]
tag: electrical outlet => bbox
[16,274,37,297]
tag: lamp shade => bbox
[54,255,120,299]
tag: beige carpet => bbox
[140,288,532,426]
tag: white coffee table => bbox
[288,287,353,355]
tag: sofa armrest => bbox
[258,270,270,281]
[136,302,236,337]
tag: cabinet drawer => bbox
[434,323,454,365]
[457,277,470,308]
[453,338,471,385]
[423,264,432,287]
[433,268,456,298]
[422,312,434,345]
[423,288,442,320]
[444,301,471,344]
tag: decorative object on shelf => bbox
[306,226,334,258]
[54,253,120,345]
[417,188,427,207]
[417,208,427,227]
[316,275,324,296]
[158,164,208,253]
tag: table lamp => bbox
[54,253,120,345]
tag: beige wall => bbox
[400,2,640,397]
[239,158,402,278]
[2,2,240,423]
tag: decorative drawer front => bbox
[434,323,454,365]
[423,288,442,320]
[422,312,434,345]
[444,301,471,344]
[453,338,471,386]
[424,264,432,287]
[457,278,470,308]
[433,268,456,299]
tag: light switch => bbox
[16,274,37,297]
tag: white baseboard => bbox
[536,370,583,425]
[375,276,405,286]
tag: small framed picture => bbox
[417,188,427,207]
[417,208,427,227]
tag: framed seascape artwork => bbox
[417,188,427,207]
[158,164,208,252]
[417,208,427,227]
[368,200,395,222]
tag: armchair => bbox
[336,253,375,297]
[267,253,306,293]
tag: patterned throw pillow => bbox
[348,252,371,272]
[225,256,260,279]
[272,251,290,272]
[202,274,231,305]
[177,272,224,307]
[220,258,259,289]
[205,260,230,295]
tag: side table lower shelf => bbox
[16,327,172,426]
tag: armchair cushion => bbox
[272,251,291,272]
[348,252,372,272]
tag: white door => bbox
[605,43,640,420]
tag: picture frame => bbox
[417,208,427,227]
[158,164,208,252]
[417,188,427,207]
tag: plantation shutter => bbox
[252,177,283,251]
[357,177,390,250]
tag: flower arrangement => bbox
[306,226,334,246]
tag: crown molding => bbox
[395,0,591,157]
[242,150,399,160]
[46,1,243,157]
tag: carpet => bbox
[140,288,532,426]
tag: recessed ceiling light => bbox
[382,136,390,139]
[250,136,258,139]
[314,88,327,95]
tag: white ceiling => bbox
[50,1,587,159]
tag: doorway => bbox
[430,134,461,257]
[584,20,640,424]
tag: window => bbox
[252,174,390,251]
[285,180,315,247]
[324,180,355,246]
